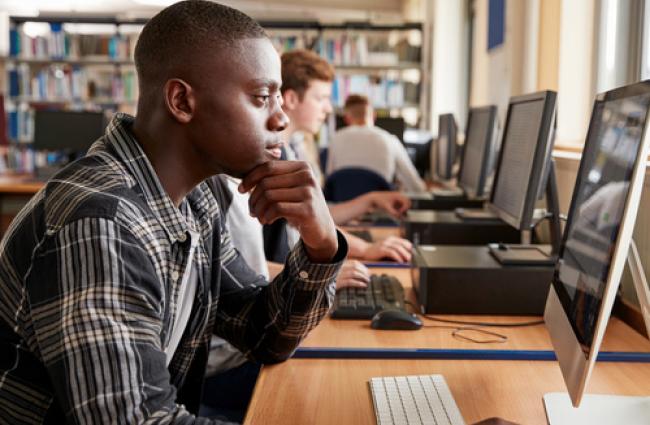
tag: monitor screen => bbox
[544,81,650,410]
[553,93,650,352]
[334,115,405,143]
[458,106,497,198]
[489,91,556,230]
[376,117,406,143]
[435,113,457,181]
[33,110,106,152]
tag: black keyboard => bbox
[331,274,407,319]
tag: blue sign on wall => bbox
[488,0,505,50]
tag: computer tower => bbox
[409,193,485,210]
[411,245,553,315]
[403,210,521,245]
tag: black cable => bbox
[404,300,544,328]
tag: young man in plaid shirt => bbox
[0,1,346,423]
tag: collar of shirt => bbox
[95,113,193,243]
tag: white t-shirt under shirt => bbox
[326,125,427,193]
[206,177,270,376]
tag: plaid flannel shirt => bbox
[0,113,346,424]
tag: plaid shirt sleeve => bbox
[215,223,347,363]
[27,217,225,424]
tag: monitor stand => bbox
[489,160,562,266]
[545,239,650,424]
[544,393,650,425]
[487,243,555,266]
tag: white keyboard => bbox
[369,374,466,425]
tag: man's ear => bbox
[163,78,195,124]
[282,89,301,111]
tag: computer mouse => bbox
[370,309,423,331]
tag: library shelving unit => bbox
[2,16,146,172]
[263,21,427,131]
[1,17,427,172]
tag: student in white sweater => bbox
[327,94,427,193]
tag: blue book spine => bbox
[9,28,20,56]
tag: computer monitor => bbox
[457,105,499,198]
[376,117,406,143]
[33,110,106,153]
[488,91,557,231]
[433,113,457,181]
[544,81,650,423]
[334,114,406,143]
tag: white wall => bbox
[469,0,538,125]
[557,0,595,146]
[429,0,469,136]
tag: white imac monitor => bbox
[457,105,499,199]
[544,80,650,424]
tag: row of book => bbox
[7,64,137,104]
[268,33,421,66]
[5,106,33,143]
[330,75,419,109]
[9,24,135,60]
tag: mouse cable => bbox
[422,323,509,344]
[405,300,544,328]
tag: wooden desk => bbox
[0,174,43,235]
[246,358,650,425]
[244,266,650,425]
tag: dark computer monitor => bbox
[33,110,106,153]
[488,91,557,231]
[434,113,457,181]
[457,105,499,198]
[543,81,650,424]
[334,114,406,143]
[375,117,406,143]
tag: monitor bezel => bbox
[435,113,457,181]
[457,105,498,198]
[544,80,650,407]
[487,91,557,230]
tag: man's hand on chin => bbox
[239,160,338,263]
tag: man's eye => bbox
[255,95,270,103]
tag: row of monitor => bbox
[428,81,650,421]
[433,90,557,233]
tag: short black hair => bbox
[135,0,266,92]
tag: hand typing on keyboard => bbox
[336,260,370,289]
[331,274,407,320]
[358,236,413,263]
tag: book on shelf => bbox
[331,75,417,109]
[7,62,137,104]
[9,23,136,61]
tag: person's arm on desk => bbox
[344,230,413,263]
[328,191,411,225]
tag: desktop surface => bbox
[244,357,650,425]
[299,268,650,353]
[244,267,650,425]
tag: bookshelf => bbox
[2,17,427,172]
[2,16,144,172]
[264,21,427,130]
